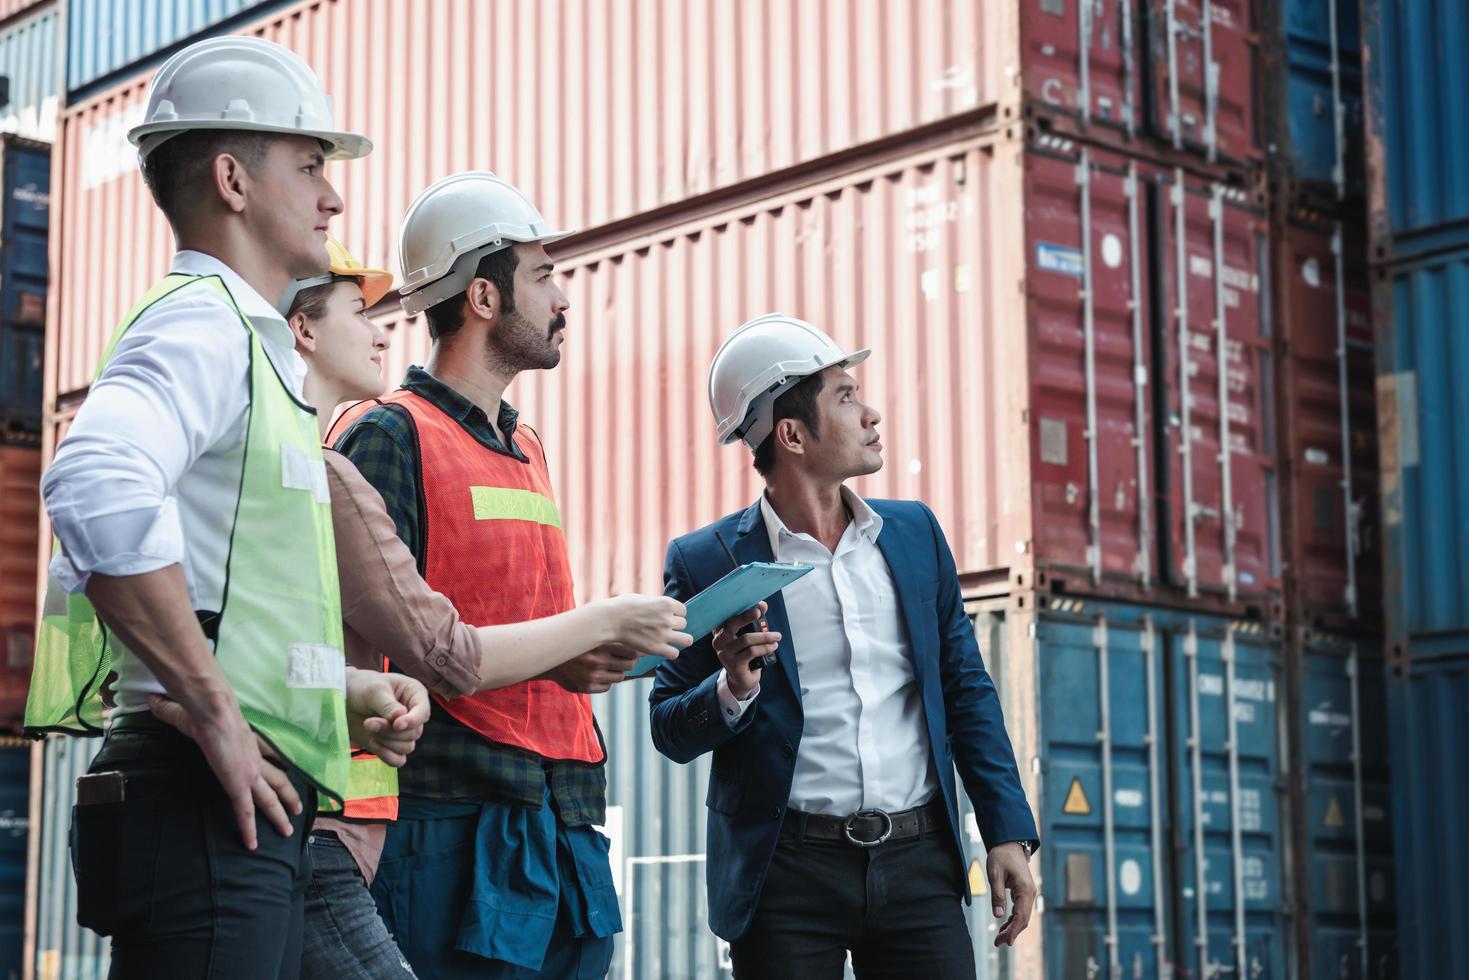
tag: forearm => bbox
[85,564,236,717]
[489,604,614,690]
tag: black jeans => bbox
[302,831,416,979]
[730,823,976,980]
[70,723,318,980]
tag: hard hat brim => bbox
[354,269,395,308]
[128,119,373,162]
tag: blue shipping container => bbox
[1278,0,1364,197]
[1295,633,1397,978]
[0,4,60,143]
[1385,654,1469,977]
[65,0,282,96]
[0,134,47,430]
[1361,0,1469,261]
[0,741,29,980]
[1374,245,1469,657]
[1035,600,1285,979]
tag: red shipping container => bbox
[1275,214,1379,627]
[0,443,39,731]
[1020,0,1259,166]
[353,131,1276,612]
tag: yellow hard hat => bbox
[296,236,395,308]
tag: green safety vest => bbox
[24,273,372,803]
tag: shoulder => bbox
[867,498,935,528]
[669,509,750,565]
[334,400,416,455]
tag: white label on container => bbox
[1304,447,1331,466]
[1037,242,1084,278]
[1119,859,1143,896]
[1101,233,1124,268]
[1302,256,1322,288]
[1115,788,1144,808]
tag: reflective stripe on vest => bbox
[25,274,352,801]
[331,750,399,821]
[357,388,602,764]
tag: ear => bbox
[774,418,806,458]
[212,152,250,214]
[287,311,317,353]
[465,277,500,323]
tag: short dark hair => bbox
[422,246,519,340]
[285,281,335,323]
[752,371,825,476]
[140,130,273,227]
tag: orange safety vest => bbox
[332,389,604,764]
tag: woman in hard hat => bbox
[278,238,691,979]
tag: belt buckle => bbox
[842,808,893,848]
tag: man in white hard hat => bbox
[26,36,425,979]
[650,314,1040,978]
[332,172,663,978]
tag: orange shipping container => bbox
[49,0,1008,399]
[0,444,39,731]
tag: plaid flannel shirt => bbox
[333,365,607,825]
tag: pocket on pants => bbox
[70,795,161,936]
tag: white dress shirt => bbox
[718,488,938,816]
[43,250,309,714]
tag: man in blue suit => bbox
[650,314,1039,979]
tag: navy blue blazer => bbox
[649,497,1038,941]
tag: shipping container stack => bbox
[1259,0,1400,976]
[1359,1,1469,976]
[0,5,52,980]
[21,2,1408,979]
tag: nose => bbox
[864,403,882,428]
[373,327,389,351]
[554,284,570,314]
[322,179,344,216]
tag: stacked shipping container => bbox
[27,1,1394,977]
[1360,0,1469,973]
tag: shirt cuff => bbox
[716,669,759,728]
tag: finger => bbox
[252,773,295,840]
[147,695,191,733]
[230,782,259,851]
[660,596,688,617]
[670,615,688,632]
[261,757,303,817]
[668,631,692,650]
[362,716,388,734]
[989,866,1007,919]
[718,606,764,635]
[1013,881,1036,934]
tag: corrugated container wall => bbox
[356,133,1278,614]
[0,446,39,733]
[1291,632,1397,978]
[1372,245,1469,658]
[0,0,50,27]
[1,136,49,435]
[50,0,1007,389]
[1274,213,1379,628]
[31,736,107,980]
[0,4,58,143]
[1264,0,1364,199]
[0,741,27,980]
[1361,0,1469,262]
[1384,654,1469,977]
[1020,0,1260,168]
[64,0,273,94]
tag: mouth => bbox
[370,354,382,366]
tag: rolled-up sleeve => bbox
[325,451,481,698]
[42,294,249,593]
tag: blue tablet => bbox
[625,561,813,679]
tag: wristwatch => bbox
[1017,840,1036,858]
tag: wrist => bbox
[582,599,620,647]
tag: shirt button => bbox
[436,655,449,667]
[771,806,782,819]
[781,742,794,759]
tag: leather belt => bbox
[781,799,945,848]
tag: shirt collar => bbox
[759,486,883,556]
[170,250,286,323]
[401,365,522,445]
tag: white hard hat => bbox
[709,313,871,449]
[397,171,572,316]
[128,36,372,163]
